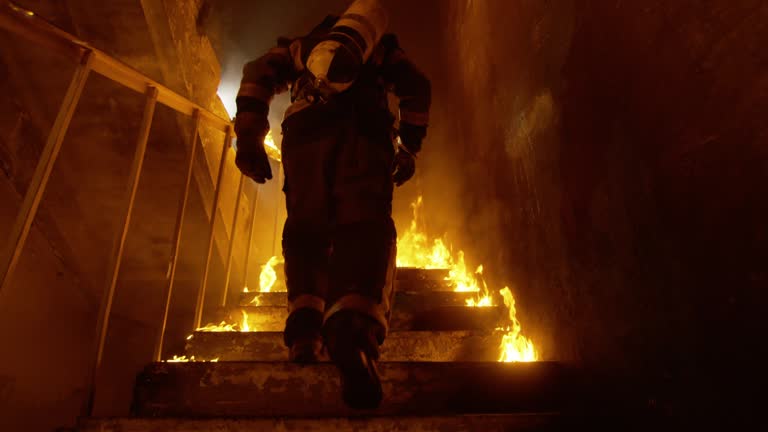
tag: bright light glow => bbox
[217,81,238,119]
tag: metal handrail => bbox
[0,0,270,416]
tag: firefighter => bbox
[233,0,430,409]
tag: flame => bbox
[397,196,537,362]
[259,255,282,292]
[396,197,487,297]
[241,310,250,332]
[497,287,537,362]
[263,131,282,162]
[396,197,452,269]
[196,321,239,332]
[195,312,252,333]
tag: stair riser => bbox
[185,331,503,362]
[209,305,506,332]
[240,290,475,308]
[245,268,454,295]
[132,362,566,417]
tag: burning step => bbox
[395,267,455,292]
[132,361,567,418]
[185,330,504,362]
[208,304,506,332]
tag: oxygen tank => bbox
[305,0,389,99]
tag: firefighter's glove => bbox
[234,110,272,184]
[393,123,426,186]
[392,146,416,187]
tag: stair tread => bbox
[81,414,561,432]
[132,361,567,417]
[211,304,506,332]
[186,330,504,362]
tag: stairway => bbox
[79,268,573,431]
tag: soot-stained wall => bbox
[431,0,766,421]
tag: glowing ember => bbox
[196,321,238,332]
[497,287,537,362]
[164,355,219,363]
[195,312,252,333]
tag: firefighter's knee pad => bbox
[324,294,388,345]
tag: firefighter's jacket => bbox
[236,29,431,142]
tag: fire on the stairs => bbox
[397,196,537,362]
[193,196,537,363]
[243,255,283,295]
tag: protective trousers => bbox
[280,107,397,355]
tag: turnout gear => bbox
[391,120,425,186]
[392,146,416,186]
[284,307,324,363]
[324,310,384,409]
[236,1,430,409]
[234,101,272,183]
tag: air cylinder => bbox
[305,0,389,98]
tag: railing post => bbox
[271,163,283,256]
[242,184,261,291]
[153,110,201,362]
[220,174,246,306]
[194,126,232,329]
[0,49,93,294]
[85,85,158,416]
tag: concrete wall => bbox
[421,0,766,423]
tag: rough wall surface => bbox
[433,0,766,423]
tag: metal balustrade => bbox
[0,0,278,416]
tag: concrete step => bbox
[81,414,561,432]
[396,267,454,292]
[240,289,476,308]
[210,304,506,332]
[253,267,454,292]
[132,361,567,417]
[185,330,504,362]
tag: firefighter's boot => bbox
[284,307,324,364]
[324,310,383,409]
